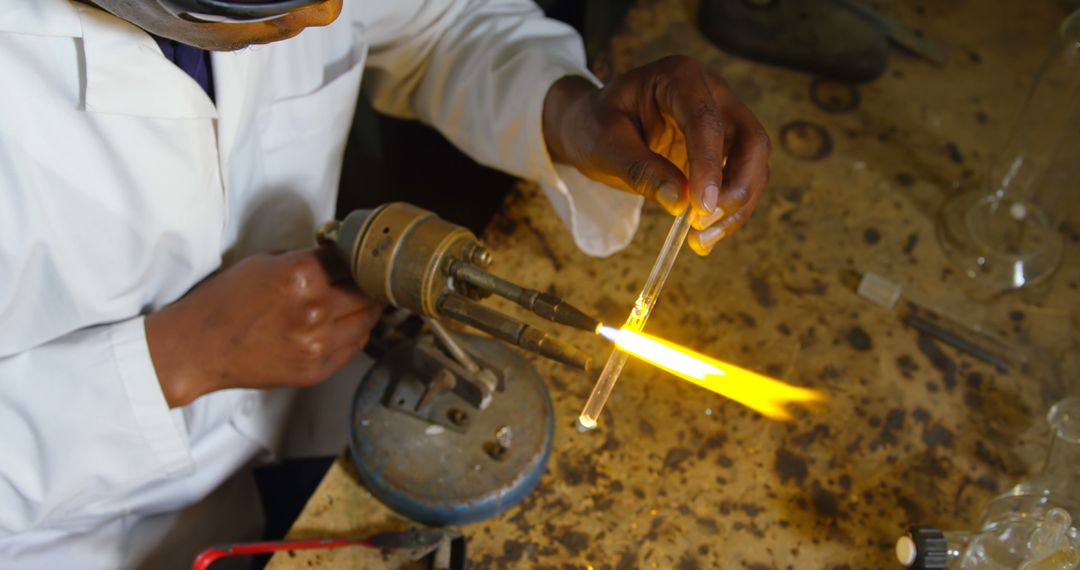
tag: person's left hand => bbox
[542,55,770,255]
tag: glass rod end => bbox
[576,415,598,432]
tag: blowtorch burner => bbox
[317,202,597,371]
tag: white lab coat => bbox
[0,0,642,567]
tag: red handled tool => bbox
[192,529,465,570]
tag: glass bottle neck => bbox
[986,10,1080,201]
[1033,398,1080,512]
[1042,430,1080,477]
[942,531,972,567]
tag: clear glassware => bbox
[898,398,1080,569]
[937,10,1080,289]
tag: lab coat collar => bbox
[77,4,218,119]
[1,0,217,119]
[0,0,81,37]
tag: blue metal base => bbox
[348,333,554,525]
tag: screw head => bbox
[467,244,493,266]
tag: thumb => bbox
[613,145,689,216]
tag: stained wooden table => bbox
[268,1,1079,567]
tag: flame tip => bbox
[605,327,824,421]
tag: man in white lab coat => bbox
[0,0,769,567]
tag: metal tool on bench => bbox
[317,202,599,525]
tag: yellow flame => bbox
[597,326,821,420]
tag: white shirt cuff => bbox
[526,67,643,258]
[109,317,193,477]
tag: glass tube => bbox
[577,207,694,430]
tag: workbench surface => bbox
[268,1,1079,568]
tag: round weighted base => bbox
[348,334,553,525]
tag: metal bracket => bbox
[383,330,507,432]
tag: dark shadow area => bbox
[251,456,335,569]
[336,108,516,236]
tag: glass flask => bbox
[897,398,1080,569]
[937,10,1080,289]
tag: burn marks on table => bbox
[896,354,919,378]
[810,481,840,518]
[558,454,601,487]
[903,232,920,255]
[916,334,957,390]
[862,228,881,245]
[551,528,590,556]
[846,326,873,351]
[774,448,809,484]
[791,423,831,448]
[663,447,694,471]
[500,539,531,562]
[921,423,955,449]
[748,273,776,308]
[870,408,906,450]
[944,142,964,164]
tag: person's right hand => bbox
[146,246,381,408]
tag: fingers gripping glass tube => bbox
[577,208,694,430]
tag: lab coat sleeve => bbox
[0,317,192,534]
[356,0,643,257]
